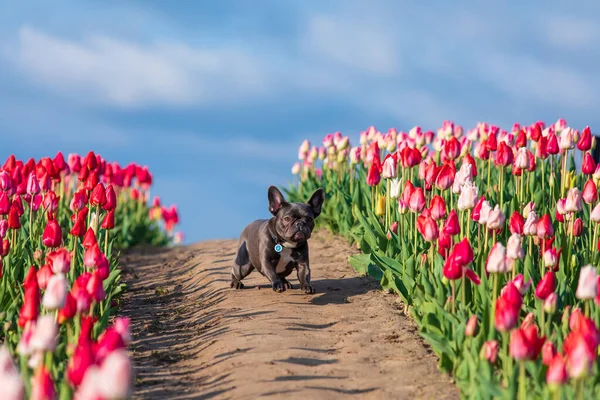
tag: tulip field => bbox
[287,120,600,399]
[0,152,180,399]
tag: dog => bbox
[230,185,325,293]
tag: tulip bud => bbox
[465,315,478,337]
[481,340,499,363]
[544,293,558,314]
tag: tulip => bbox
[435,163,455,191]
[535,271,556,300]
[389,178,401,199]
[0,192,10,215]
[457,181,478,211]
[543,248,559,269]
[409,188,426,213]
[481,340,499,363]
[486,205,505,230]
[478,200,492,225]
[536,214,554,239]
[429,195,447,221]
[95,327,126,364]
[577,126,592,151]
[401,181,414,205]
[8,206,21,229]
[582,179,598,204]
[495,295,519,332]
[42,216,62,248]
[565,188,582,212]
[375,195,385,216]
[30,367,56,400]
[46,248,71,274]
[471,196,486,222]
[443,210,460,236]
[417,215,438,242]
[544,293,558,314]
[0,346,25,400]
[495,142,514,167]
[559,128,575,149]
[465,315,478,336]
[453,238,474,266]
[101,209,115,230]
[547,132,560,154]
[36,265,54,291]
[510,324,546,361]
[564,331,595,379]
[576,265,598,300]
[486,242,509,273]
[86,270,106,302]
[366,161,381,186]
[452,162,472,194]
[42,274,68,310]
[381,155,397,179]
[67,340,95,387]
[572,218,583,236]
[26,172,40,195]
[82,228,98,249]
[58,293,77,324]
[514,148,529,169]
[70,190,88,211]
[30,315,58,352]
[397,199,408,214]
[507,233,524,260]
[97,350,133,399]
[546,354,568,388]
[513,274,532,295]
[582,152,596,175]
[443,252,480,284]
[509,212,525,235]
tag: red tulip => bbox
[510,324,546,361]
[366,161,381,186]
[572,218,583,237]
[443,210,460,236]
[471,196,486,222]
[8,206,21,229]
[537,214,554,239]
[103,185,117,211]
[42,216,62,248]
[463,153,478,177]
[583,179,598,204]
[0,192,10,215]
[70,189,88,211]
[443,137,461,160]
[401,147,422,168]
[57,293,77,324]
[84,243,103,269]
[527,150,537,172]
[509,211,525,235]
[36,264,54,290]
[94,327,126,365]
[86,270,105,303]
[417,215,438,242]
[18,284,40,327]
[409,188,426,213]
[564,331,596,379]
[486,133,498,151]
[424,161,439,190]
[495,282,522,332]
[542,341,557,366]
[453,238,474,266]
[46,248,71,274]
[495,142,514,167]
[535,271,556,300]
[547,132,560,155]
[101,209,115,230]
[546,354,568,388]
[90,183,107,206]
[0,238,9,256]
[577,126,592,151]
[67,338,94,387]
[443,253,462,280]
[515,129,527,148]
[582,152,596,175]
[429,195,447,221]
[31,366,56,400]
[401,181,415,206]
[82,228,97,249]
[435,163,455,191]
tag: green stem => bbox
[451,279,456,313]
[518,362,527,400]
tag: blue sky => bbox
[1,0,600,243]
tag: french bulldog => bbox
[230,186,325,293]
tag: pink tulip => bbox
[42,274,68,310]
[47,248,71,274]
[583,180,598,204]
[512,274,532,295]
[565,187,583,213]
[30,367,56,400]
[481,340,499,363]
[26,172,40,195]
[0,346,25,400]
[97,350,133,399]
[576,265,598,300]
[486,205,505,230]
[506,233,524,260]
[381,155,397,179]
[409,188,426,213]
[542,341,557,366]
[465,315,478,337]
[523,211,538,236]
[30,315,58,353]
[457,181,478,211]
[546,354,568,388]
[544,293,558,313]
[486,242,509,273]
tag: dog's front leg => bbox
[260,256,286,292]
[296,261,315,294]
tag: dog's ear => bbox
[268,186,287,215]
[307,188,325,217]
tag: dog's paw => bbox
[230,280,245,290]
[282,279,293,290]
[301,284,315,294]
[272,281,286,293]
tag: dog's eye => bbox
[284,216,290,222]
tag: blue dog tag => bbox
[274,244,283,253]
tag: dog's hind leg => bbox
[231,241,254,289]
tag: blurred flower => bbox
[576,265,598,300]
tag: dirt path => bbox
[119,230,459,400]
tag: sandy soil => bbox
[119,230,459,400]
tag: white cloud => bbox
[13,26,269,108]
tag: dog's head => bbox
[268,186,324,244]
